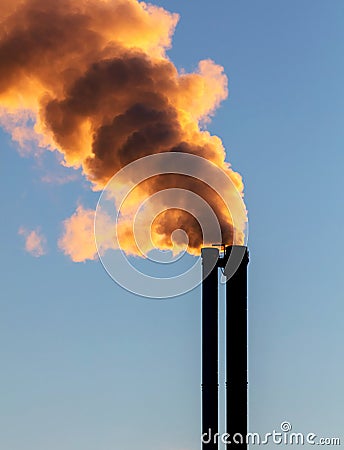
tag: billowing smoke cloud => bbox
[1,0,246,260]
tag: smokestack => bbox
[201,245,249,449]
[201,247,219,450]
[225,245,249,449]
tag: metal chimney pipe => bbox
[201,247,220,450]
[225,245,249,449]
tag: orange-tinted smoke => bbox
[0,0,246,259]
[18,226,47,257]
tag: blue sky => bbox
[1,1,344,449]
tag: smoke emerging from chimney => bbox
[0,0,247,260]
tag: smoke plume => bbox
[0,0,247,260]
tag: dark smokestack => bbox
[201,247,219,450]
[224,245,249,448]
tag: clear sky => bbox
[1,1,344,450]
